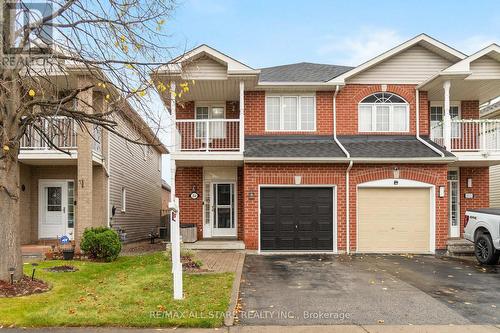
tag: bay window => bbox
[358,92,409,132]
[265,95,316,131]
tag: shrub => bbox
[80,227,122,262]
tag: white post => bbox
[443,80,452,151]
[169,84,183,300]
[239,81,245,152]
[170,81,177,153]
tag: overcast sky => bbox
[161,0,500,183]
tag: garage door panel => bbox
[260,187,334,251]
[358,187,430,253]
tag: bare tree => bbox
[0,0,181,281]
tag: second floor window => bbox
[358,92,409,132]
[195,105,225,139]
[265,95,315,131]
[430,104,460,138]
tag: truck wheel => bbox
[475,233,500,265]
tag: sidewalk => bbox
[1,325,500,333]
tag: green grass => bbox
[0,253,234,328]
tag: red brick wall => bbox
[244,91,333,136]
[237,166,244,241]
[459,167,489,235]
[242,163,449,251]
[461,100,480,119]
[244,85,430,137]
[176,167,204,239]
[349,164,449,251]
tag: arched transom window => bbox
[358,92,409,132]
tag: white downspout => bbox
[332,85,352,254]
[415,89,445,157]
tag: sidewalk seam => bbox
[224,251,245,327]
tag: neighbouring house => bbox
[482,100,500,207]
[154,34,500,254]
[162,179,172,212]
[19,73,168,248]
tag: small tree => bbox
[0,0,181,281]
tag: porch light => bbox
[467,178,473,188]
[248,191,255,199]
[439,186,445,198]
[393,167,400,179]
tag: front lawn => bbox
[0,253,233,327]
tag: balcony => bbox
[430,119,500,152]
[19,117,104,164]
[174,119,241,152]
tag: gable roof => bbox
[328,33,467,84]
[259,62,353,83]
[157,44,260,76]
[441,43,500,74]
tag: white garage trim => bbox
[356,179,436,254]
[258,184,338,255]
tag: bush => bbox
[80,227,122,262]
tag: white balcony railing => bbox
[430,119,500,152]
[21,117,77,150]
[175,119,240,152]
[21,117,103,154]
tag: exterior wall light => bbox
[393,167,400,179]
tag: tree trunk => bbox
[0,149,22,282]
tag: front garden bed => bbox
[0,276,50,298]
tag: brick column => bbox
[75,76,94,248]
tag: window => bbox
[195,105,225,139]
[358,92,409,132]
[430,104,460,138]
[67,181,75,228]
[265,95,316,131]
[121,187,126,213]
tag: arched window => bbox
[358,92,409,132]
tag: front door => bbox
[448,171,460,238]
[38,180,68,239]
[211,183,236,237]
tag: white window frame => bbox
[194,103,226,139]
[265,94,316,132]
[430,101,461,139]
[121,186,126,213]
[358,94,410,133]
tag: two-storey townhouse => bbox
[19,71,168,250]
[155,34,500,254]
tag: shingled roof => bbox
[259,62,354,82]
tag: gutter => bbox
[332,85,353,254]
[415,88,446,158]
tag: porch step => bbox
[21,245,51,261]
[447,238,475,256]
[182,240,245,250]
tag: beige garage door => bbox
[358,187,431,253]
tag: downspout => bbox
[332,85,352,254]
[415,89,445,157]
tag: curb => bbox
[224,251,246,327]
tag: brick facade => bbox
[461,100,480,119]
[175,167,204,239]
[459,167,489,235]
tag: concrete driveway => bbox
[237,254,500,325]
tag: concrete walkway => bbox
[1,325,500,332]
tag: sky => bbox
[160,0,500,183]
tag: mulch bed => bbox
[181,255,212,273]
[45,265,78,273]
[121,241,167,256]
[0,276,50,298]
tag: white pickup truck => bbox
[464,208,500,265]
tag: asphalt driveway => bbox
[237,254,500,325]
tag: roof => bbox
[481,100,500,116]
[161,179,171,191]
[244,135,453,160]
[338,136,454,158]
[244,136,346,158]
[259,62,353,82]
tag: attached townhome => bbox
[20,69,168,249]
[155,34,500,254]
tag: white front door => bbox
[211,183,236,237]
[39,180,68,239]
[448,171,460,238]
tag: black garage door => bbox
[260,187,334,251]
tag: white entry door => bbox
[211,183,236,237]
[448,171,460,238]
[39,180,68,239]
